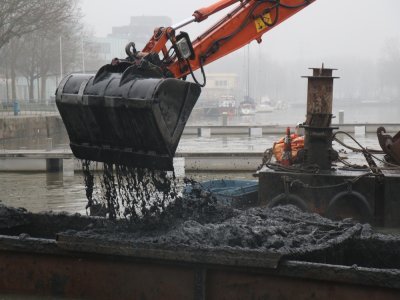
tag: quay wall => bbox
[0,115,399,139]
[0,152,263,172]
[0,115,66,140]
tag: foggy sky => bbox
[80,0,400,63]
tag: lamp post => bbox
[59,36,63,80]
[81,37,85,73]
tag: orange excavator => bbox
[56,0,315,170]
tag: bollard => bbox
[200,128,211,137]
[46,158,63,172]
[63,159,75,176]
[46,138,53,151]
[339,110,344,124]
[354,126,366,136]
[249,128,262,137]
[198,128,211,137]
[221,112,228,126]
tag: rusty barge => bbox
[1,66,400,300]
[257,66,400,228]
[0,210,400,300]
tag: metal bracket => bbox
[377,126,400,165]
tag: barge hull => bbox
[0,236,399,300]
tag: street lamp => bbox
[59,36,63,80]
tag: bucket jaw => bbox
[56,63,201,170]
[377,127,400,164]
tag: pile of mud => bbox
[137,205,366,255]
[65,194,370,256]
[1,200,399,268]
[0,205,29,229]
[67,161,383,257]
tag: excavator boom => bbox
[169,0,314,78]
[56,0,316,170]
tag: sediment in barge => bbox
[1,199,400,299]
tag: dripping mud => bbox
[82,160,181,221]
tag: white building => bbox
[110,16,172,50]
[85,36,130,67]
[199,73,239,106]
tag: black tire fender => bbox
[326,191,373,222]
[267,193,308,212]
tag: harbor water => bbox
[0,101,398,214]
[0,133,383,214]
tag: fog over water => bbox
[80,0,400,116]
[81,0,400,61]
[0,0,399,215]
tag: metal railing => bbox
[0,102,59,116]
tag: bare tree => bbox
[0,38,24,100]
[0,0,78,50]
[13,19,82,101]
[0,0,82,101]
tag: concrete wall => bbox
[0,115,66,139]
[1,115,399,141]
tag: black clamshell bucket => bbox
[56,63,201,170]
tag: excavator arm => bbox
[142,0,314,80]
[56,0,316,170]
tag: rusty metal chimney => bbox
[304,64,338,127]
[298,64,339,170]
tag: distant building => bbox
[85,36,130,65]
[110,16,172,49]
[83,16,172,69]
[200,73,239,104]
